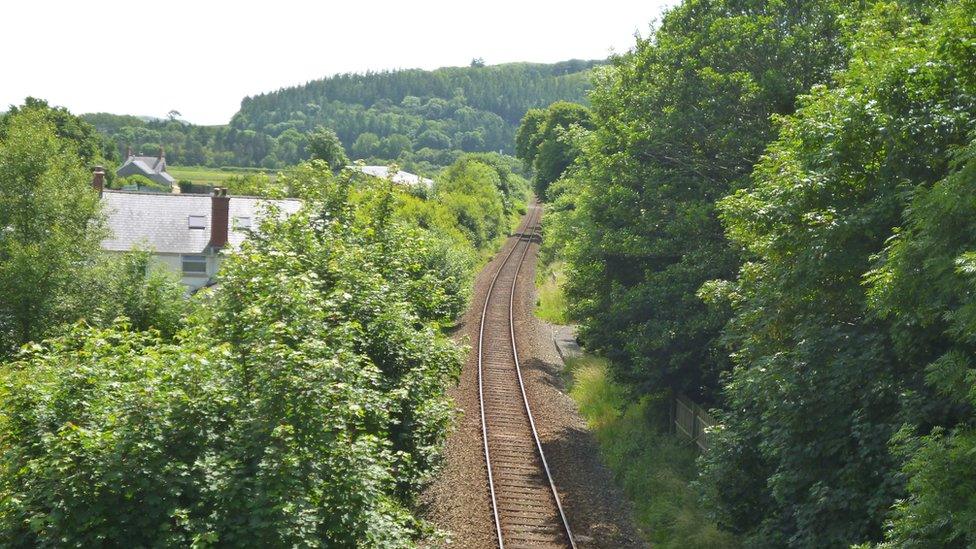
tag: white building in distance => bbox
[91,168,300,290]
[347,165,433,188]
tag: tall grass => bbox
[565,356,738,548]
[535,261,569,324]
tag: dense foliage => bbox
[0,192,464,543]
[82,60,599,172]
[870,138,976,548]
[545,0,852,402]
[514,101,592,196]
[306,126,349,172]
[700,2,976,545]
[0,105,182,359]
[1,98,116,167]
[542,0,976,546]
[0,108,105,355]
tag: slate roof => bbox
[348,165,433,188]
[117,155,176,184]
[131,155,163,171]
[101,190,302,254]
[226,196,302,248]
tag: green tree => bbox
[1,97,115,165]
[868,138,976,548]
[305,126,349,171]
[449,152,529,216]
[0,108,104,356]
[378,133,413,159]
[273,128,307,165]
[552,0,851,402]
[416,129,451,149]
[527,101,592,196]
[352,132,381,159]
[514,108,545,169]
[435,159,507,249]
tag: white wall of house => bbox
[142,252,219,291]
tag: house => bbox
[91,167,301,290]
[116,147,178,190]
[347,165,433,188]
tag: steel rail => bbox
[508,208,576,549]
[478,208,535,548]
[476,204,575,549]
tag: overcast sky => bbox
[1,1,676,125]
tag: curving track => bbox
[477,205,576,549]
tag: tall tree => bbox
[514,108,546,168]
[306,126,349,172]
[514,101,592,196]
[554,0,851,401]
[868,137,976,548]
[2,97,116,164]
[0,108,104,356]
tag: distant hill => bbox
[84,60,601,173]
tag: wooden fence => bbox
[670,394,715,452]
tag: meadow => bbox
[167,165,272,186]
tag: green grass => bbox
[563,355,739,548]
[168,166,270,186]
[535,261,569,324]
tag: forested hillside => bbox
[536,0,976,546]
[84,60,599,172]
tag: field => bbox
[167,166,271,186]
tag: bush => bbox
[116,173,170,192]
[434,160,506,250]
[75,250,188,338]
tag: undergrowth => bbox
[535,260,569,324]
[564,356,738,548]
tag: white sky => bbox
[1,1,675,125]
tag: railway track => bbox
[478,205,576,549]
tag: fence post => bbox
[672,393,714,453]
[669,394,675,435]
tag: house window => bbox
[181,255,208,275]
[233,216,252,229]
[188,215,207,229]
